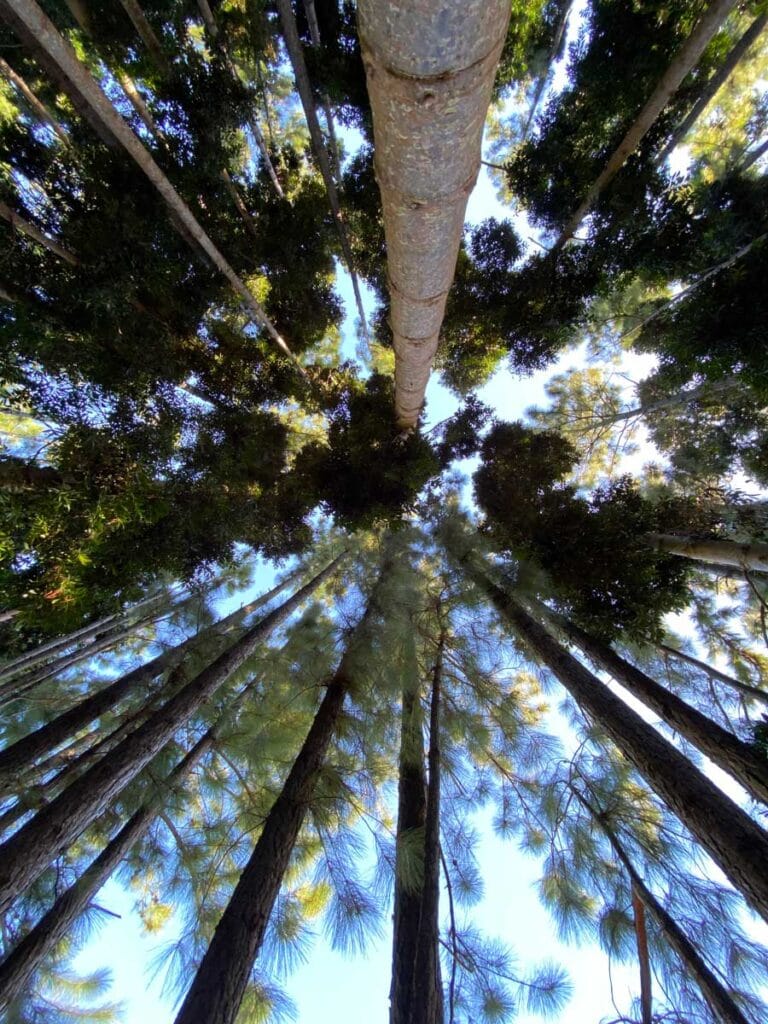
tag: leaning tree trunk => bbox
[0,568,304,793]
[358,1,510,429]
[657,12,768,166]
[457,555,768,923]
[0,55,68,141]
[646,533,768,573]
[577,791,753,1024]
[0,0,299,367]
[546,610,768,805]
[0,555,343,914]
[657,642,768,706]
[554,0,739,249]
[172,542,397,1024]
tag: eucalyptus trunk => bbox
[0,569,303,793]
[0,556,343,914]
[549,612,768,805]
[358,0,510,429]
[459,558,768,922]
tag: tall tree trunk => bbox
[275,0,368,343]
[520,0,572,141]
[646,533,768,573]
[657,642,768,706]
[172,542,397,1024]
[546,610,768,805]
[358,0,510,429]
[631,885,653,1024]
[0,555,344,913]
[0,0,300,369]
[0,201,77,264]
[0,55,68,141]
[657,12,768,165]
[117,0,169,74]
[302,0,341,176]
[456,554,768,922]
[554,0,739,249]
[604,375,739,426]
[577,790,752,1024]
[0,569,304,792]
[736,136,768,174]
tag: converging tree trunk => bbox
[646,533,768,573]
[0,555,344,913]
[0,55,68,141]
[657,642,768,706]
[358,0,510,429]
[172,541,398,1024]
[545,610,768,805]
[455,553,768,923]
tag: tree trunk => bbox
[657,12,768,165]
[358,0,510,429]
[0,455,67,491]
[0,731,211,1010]
[172,543,395,1024]
[0,202,77,265]
[657,642,768,706]
[275,0,368,343]
[302,0,341,176]
[578,791,752,1024]
[0,0,300,368]
[521,0,572,141]
[0,568,305,793]
[0,55,68,142]
[458,556,768,923]
[646,533,768,573]
[548,611,768,805]
[0,555,344,913]
[631,885,653,1024]
[117,0,169,74]
[554,0,739,249]
[606,375,739,425]
[736,136,768,174]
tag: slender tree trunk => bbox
[657,12,768,165]
[172,543,395,1024]
[302,0,341,176]
[0,566,305,795]
[547,611,768,805]
[646,533,768,573]
[0,0,300,368]
[276,0,369,344]
[358,0,510,429]
[521,0,572,141]
[657,642,768,706]
[554,0,739,249]
[0,56,68,141]
[0,555,344,913]
[631,885,653,1024]
[0,203,77,265]
[605,375,739,426]
[578,791,752,1024]
[736,136,768,174]
[117,0,169,74]
[457,555,768,922]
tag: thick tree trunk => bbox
[0,568,304,792]
[0,0,299,367]
[646,533,768,573]
[0,56,68,142]
[358,1,510,429]
[459,557,768,922]
[549,612,768,805]
[554,0,739,248]
[0,555,343,913]
[579,793,752,1024]
[658,12,768,165]
[172,543,395,1024]
[275,0,368,342]
[0,731,211,1009]
[657,642,768,706]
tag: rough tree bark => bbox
[358,0,510,429]
[554,0,739,249]
[0,555,344,913]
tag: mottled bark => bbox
[555,0,739,248]
[358,1,510,428]
[0,0,298,366]
[549,613,768,806]
[647,533,768,573]
[0,555,343,913]
[459,557,768,923]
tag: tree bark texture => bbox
[358,1,510,429]
[462,560,768,923]
[555,0,739,248]
[550,613,768,806]
[647,533,768,573]
[0,555,344,914]
[0,0,298,364]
